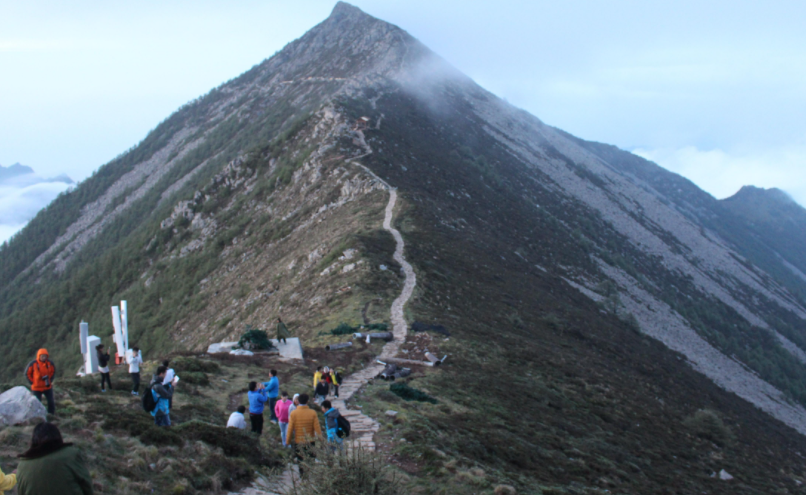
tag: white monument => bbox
[111,300,135,363]
[85,335,100,374]
[79,321,88,357]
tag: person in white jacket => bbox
[128,347,143,396]
[227,405,247,429]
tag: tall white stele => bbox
[120,300,129,351]
[111,301,134,363]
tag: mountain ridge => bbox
[2,3,806,492]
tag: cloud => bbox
[0,179,71,243]
[632,145,806,206]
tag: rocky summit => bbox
[2,3,806,493]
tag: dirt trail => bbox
[231,149,416,494]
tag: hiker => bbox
[150,365,176,426]
[313,366,323,389]
[286,393,322,478]
[128,347,142,396]
[275,391,292,447]
[323,366,340,398]
[321,400,343,448]
[288,393,300,416]
[314,377,329,404]
[96,344,112,392]
[276,317,291,344]
[15,422,93,495]
[25,349,56,414]
[162,360,177,410]
[266,369,279,423]
[0,466,16,494]
[227,405,247,429]
[247,381,268,435]
[331,368,342,398]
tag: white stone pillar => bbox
[85,335,101,374]
[79,321,88,356]
[120,300,129,351]
[111,306,125,357]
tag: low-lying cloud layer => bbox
[0,164,72,244]
[633,146,806,206]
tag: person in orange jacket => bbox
[25,349,56,414]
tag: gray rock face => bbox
[0,386,48,426]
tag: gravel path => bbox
[231,166,415,494]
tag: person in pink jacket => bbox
[274,391,293,447]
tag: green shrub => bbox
[683,409,734,446]
[180,371,209,386]
[329,322,388,335]
[236,326,276,351]
[174,421,282,467]
[172,356,221,374]
[286,442,405,495]
[389,383,438,403]
[140,425,184,446]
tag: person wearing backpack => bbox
[332,368,342,398]
[161,360,177,410]
[148,366,176,426]
[321,400,344,448]
[25,349,56,414]
[96,344,112,392]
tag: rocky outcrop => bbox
[0,386,47,426]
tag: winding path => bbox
[233,158,416,494]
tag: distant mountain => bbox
[1,3,806,492]
[0,163,35,182]
[723,186,806,285]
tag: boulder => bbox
[207,341,238,354]
[0,386,48,426]
[230,349,254,356]
[719,469,734,481]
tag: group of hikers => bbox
[7,322,346,491]
[226,366,347,445]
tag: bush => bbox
[286,442,405,495]
[329,322,389,335]
[140,425,184,446]
[236,326,275,351]
[174,421,282,467]
[172,356,220,374]
[683,409,734,446]
[389,383,438,404]
[180,371,209,386]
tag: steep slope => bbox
[2,3,806,493]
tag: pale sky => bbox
[2,1,805,241]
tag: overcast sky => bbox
[1,0,805,241]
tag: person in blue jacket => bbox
[247,381,268,435]
[266,369,279,423]
[321,400,343,449]
[151,366,176,426]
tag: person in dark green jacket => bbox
[16,422,93,495]
[276,317,291,344]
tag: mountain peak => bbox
[329,1,368,20]
[728,185,800,208]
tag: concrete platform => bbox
[271,338,304,361]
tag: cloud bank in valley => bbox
[0,164,72,244]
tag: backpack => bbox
[142,386,158,412]
[336,414,351,438]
